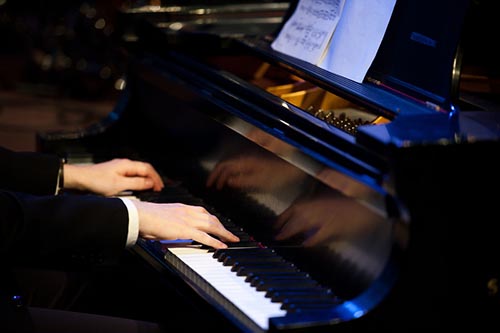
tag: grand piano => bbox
[37,0,500,331]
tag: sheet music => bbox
[271,0,396,83]
[271,0,345,64]
[319,0,397,83]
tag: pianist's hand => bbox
[132,200,240,249]
[63,158,165,196]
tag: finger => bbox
[141,163,164,191]
[209,222,240,243]
[119,176,157,192]
[189,229,230,249]
[187,208,240,242]
[129,161,164,191]
[119,160,162,185]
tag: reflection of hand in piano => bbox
[246,128,292,154]
[206,152,305,191]
[206,127,306,191]
[273,191,386,247]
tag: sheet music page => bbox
[271,0,345,65]
[319,0,397,83]
[271,0,396,84]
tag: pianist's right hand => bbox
[132,200,240,249]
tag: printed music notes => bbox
[271,0,397,83]
[271,0,345,64]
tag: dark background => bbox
[0,1,127,151]
[0,0,498,153]
[0,0,498,100]
[0,0,126,100]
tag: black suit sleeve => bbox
[0,146,61,195]
[0,190,129,266]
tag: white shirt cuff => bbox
[118,197,139,247]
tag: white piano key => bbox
[168,247,287,330]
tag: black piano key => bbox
[226,241,261,248]
[223,223,245,231]
[281,297,340,307]
[231,260,295,272]
[236,264,298,276]
[220,217,237,226]
[225,227,247,236]
[222,250,281,260]
[245,271,310,283]
[223,255,284,266]
[265,286,332,299]
[254,278,319,291]
[230,233,253,242]
[212,248,276,260]
[226,233,252,242]
[270,290,334,302]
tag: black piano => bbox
[37,0,500,331]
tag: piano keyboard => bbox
[168,246,286,330]
[129,185,342,331]
[159,243,342,332]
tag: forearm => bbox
[0,146,61,195]
[0,190,130,264]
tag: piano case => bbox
[38,0,500,331]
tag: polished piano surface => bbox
[37,0,500,331]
